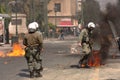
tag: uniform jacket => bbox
[78,28,89,43]
[23,31,43,48]
[78,28,92,54]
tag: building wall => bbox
[9,14,28,38]
[47,0,79,26]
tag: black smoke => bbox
[98,0,120,64]
[88,0,120,64]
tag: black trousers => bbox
[79,54,90,65]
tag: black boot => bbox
[84,64,91,68]
[39,59,43,71]
[40,66,43,71]
[77,61,83,68]
[30,71,34,78]
[35,70,42,77]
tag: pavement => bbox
[0,36,120,80]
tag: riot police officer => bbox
[23,22,43,78]
[32,21,43,71]
[78,22,96,68]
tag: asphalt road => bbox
[0,38,120,80]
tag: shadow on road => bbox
[21,69,29,72]
[17,73,29,78]
[70,64,79,68]
[17,69,29,78]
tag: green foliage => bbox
[35,13,44,31]
[48,23,56,30]
[0,5,6,13]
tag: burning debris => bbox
[88,50,101,67]
[7,43,25,57]
[0,43,25,57]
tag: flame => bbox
[88,50,101,67]
[7,43,25,57]
[0,51,5,57]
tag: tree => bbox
[81,0,101,26]
[1,0,51,34]
[36,13,44,32]
[0,5,5,13]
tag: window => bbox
[11,19,22,25]
[54,3,61,12]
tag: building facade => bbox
[47,0,81,28]
[9,14,28,38]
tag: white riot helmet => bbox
[28,23,36,32]
[88,22,95,28]
[32,22,39,28]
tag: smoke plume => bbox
[93,0,120,64]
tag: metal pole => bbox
[108,20,118,38]
[54,11,57,38]
[33,0,35,21]
[55,10,57,26]
[15,0,18,36]
[108,20,119,53]
[54,5,58,26]
[5,0,7,13]
[81,0,84,26]
[31,0,33,21]
[5,0,8,44]
[54,6,57,38]
[30,0,34,22]
[44,0,48,37]
[76,0,78,20]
